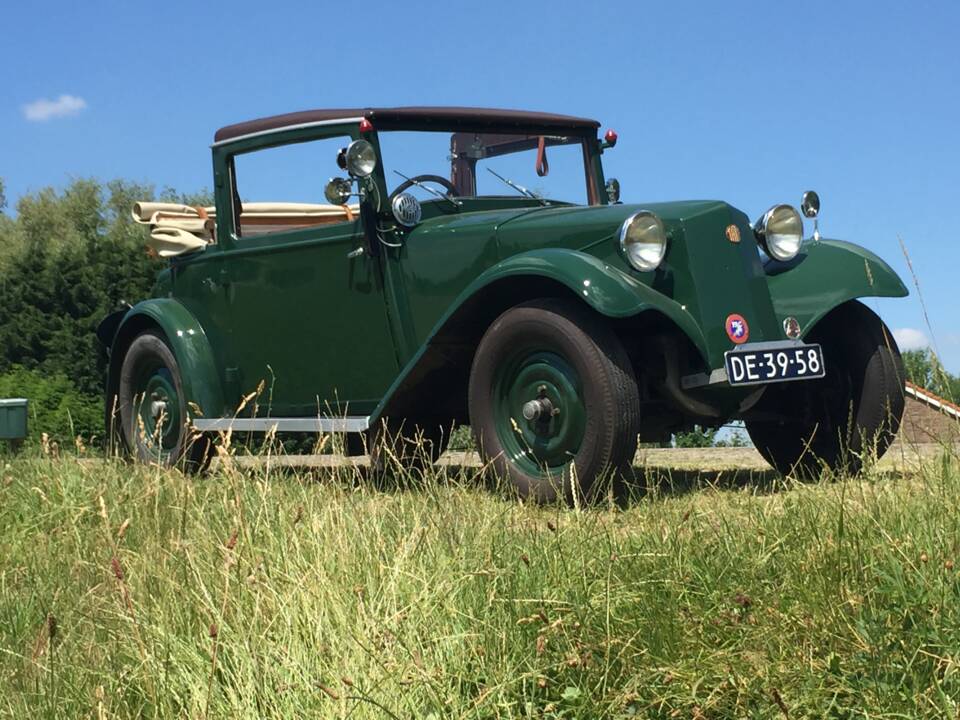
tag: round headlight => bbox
[754,204,803,261]
[345,139,377,177]
[619,211,667,272]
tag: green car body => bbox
[99,106,907,489]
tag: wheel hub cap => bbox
[522,390,557,422]
[150,392,168,420]
[492,350,585,476]
[135,369,181,457]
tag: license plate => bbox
[724,342,825,386]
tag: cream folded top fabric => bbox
[131,201,361,257]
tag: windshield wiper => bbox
[486,168,548,206]
[392,170,461,207]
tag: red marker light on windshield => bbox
[359,118,374,133]
[604,128,618,146]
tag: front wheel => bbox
[468,299,640,503]
[746,301,905,477]
[117,330,211,471]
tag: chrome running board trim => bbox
[193,416,369,433]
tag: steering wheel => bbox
[390,174,458,200]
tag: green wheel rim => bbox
[132,360,182,462]
[491,347,586,477]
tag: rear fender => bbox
[105,299,224,421]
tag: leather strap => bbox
[536,136,549,177]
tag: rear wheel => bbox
[746,301,904,477]
[117,330,211,471]
[468,299,640,503]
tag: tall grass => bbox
[1,449,959,717]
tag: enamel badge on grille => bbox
[725,314,749,344]
[783,316,802,339]
[725,224,741,243]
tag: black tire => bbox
[368,417,452,477]
[117,330,211,472]
[746,301,905,477]
[468,299,640,503]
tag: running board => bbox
[193,416,369,433]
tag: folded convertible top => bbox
[132,201,360,257]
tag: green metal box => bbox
[0,398,28,440]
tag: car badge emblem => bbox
[725,313,749,344]
[783,316,802,339]
[725,224,741,244]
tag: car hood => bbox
[492,200,741,256]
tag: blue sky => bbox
[2,0,958,371]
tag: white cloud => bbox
[22,94,87,122]
[893,327,929,351]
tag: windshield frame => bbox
[367,122,603,207]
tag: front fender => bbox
[767,239,909,335]
[107,299,224,419]
[470,248,708,355]
[372,248,708,421]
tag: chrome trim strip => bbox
[210,117,366,148]
[193,416,370,433]
[728,340,806,351]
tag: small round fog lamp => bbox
[324,178,352,205]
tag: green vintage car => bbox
[98,106,907,500]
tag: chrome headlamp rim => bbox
[618,210,668,272]
[754,203,803,262]
[345,139,377,178]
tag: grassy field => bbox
[2,446,960,718]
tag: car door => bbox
[220,132,398,417]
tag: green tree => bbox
[902,348,959,403]
[0,177,209,441]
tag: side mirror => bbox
[605,178,621,203]
[324,177,353,205]
[801,190,820,218]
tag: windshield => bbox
[377,130,595,205]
